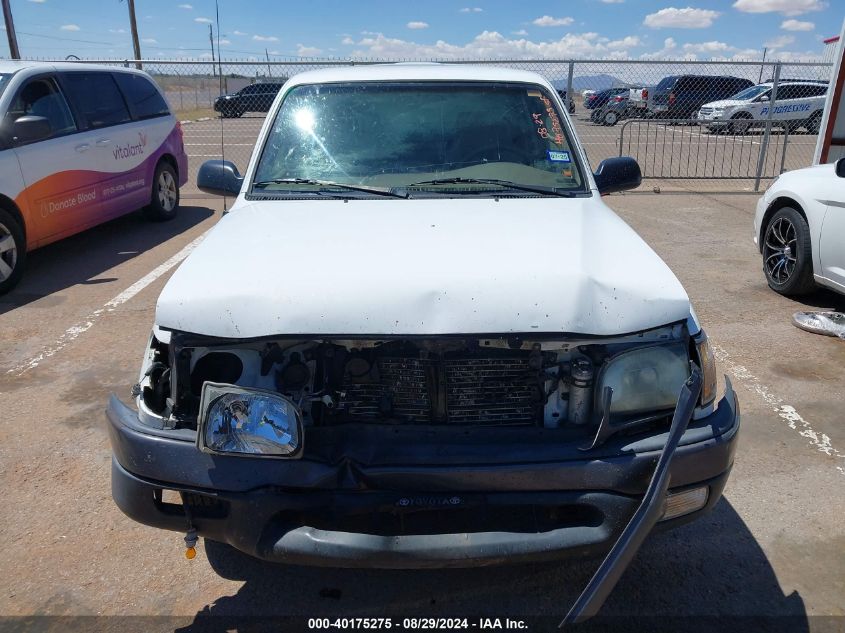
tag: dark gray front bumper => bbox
[107,384,738,569]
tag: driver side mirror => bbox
[593,157,642,195]
[12,115,52,145]
[197,160,243,196]
[836,157,845,178]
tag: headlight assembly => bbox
[693,331,718,408]
[595,343,690,419]
[197,382,303,457]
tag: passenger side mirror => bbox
[759,95,770,102]
[593,157,642,195]
[12,115,52,145]
[197,160,243,196]
[836,157,845,178]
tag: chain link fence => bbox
[55,57,833,194]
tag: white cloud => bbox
[407,21,429,29]
[351,30,641,60]
[600,0,625,3]
[532,15,574,27]
[252,34,279,41]
[194,17,212,23]
[341,36,355,45]
[512,29,528,35]
[141,37,157,43]
[781,18,815,30]
[27,0,46,3]
[765,34,795,48]
[108,28,126,34]
[177,3,192,8]
[232,30,248,36]
[644,7,720,28]
[60,24,80,31]
[268,50,280,55]
[732,0,825,16]
[297,44,322,56]
[682,40,732,53]
[219,38,231,45]
[459,7,483,12]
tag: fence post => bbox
[754,61,781,192]
[566,61,574,115]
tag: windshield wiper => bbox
[253,178,408,199]
[404,177,578,197]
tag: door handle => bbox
[95,138,111,146]
[75,143,90,153]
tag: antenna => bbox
[215,0,227,212]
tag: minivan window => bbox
[254,82,585,194]
[114,73,170,119]
[62,72,131,128]
[7,76,76,140]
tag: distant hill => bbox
[551,74,628,93]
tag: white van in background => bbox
[0,62,189,294]
[696,80,827,135]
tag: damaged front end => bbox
[109,322,738,623]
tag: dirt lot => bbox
[0,190,844,633]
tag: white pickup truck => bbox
[696,80,827,134]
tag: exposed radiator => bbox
[339,355,538,425]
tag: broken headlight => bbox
[197,382,303,457]
[596,343,690,418]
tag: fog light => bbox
[660,486,708,521]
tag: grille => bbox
[339,356,537,425]
[699,107,713,115]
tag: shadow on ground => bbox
[0,205,214,315]
[175,499,808,633]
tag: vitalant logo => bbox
[113,132,148,160]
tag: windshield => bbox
[253,81,585,196]
[0,74,12,100]
[730,85,770,101]
[655,77,678,92]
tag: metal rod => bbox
[2,0,21,59]
[755,62,781,191]
[566,61,574,119]
[126,0,142,70]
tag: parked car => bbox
[592,91,632,126]
[0,61,188,294]
[628,86,654,117]
[556,89,576,114]
[754,159,845,296]
[651,75,754,119]
[108,64,738,623]
[584,87,629,111]
[697,80,827,135]
[213,82,283,118]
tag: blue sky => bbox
[1,0,841,61]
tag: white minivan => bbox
[697,80,827,135]
[0,62,189,294]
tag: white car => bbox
[107,64,739,622]
[754,160,845,296]
[697,81,827,135]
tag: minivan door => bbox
[59,71,141,222]
[7,74,102,247]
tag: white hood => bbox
[701,99,746,109]
[156,198,691,338]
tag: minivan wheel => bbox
[603,110,620,126]
[762,207,815,296]
[144,161,180,222]
[0,208,26,295]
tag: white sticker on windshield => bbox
[547,150,571,162]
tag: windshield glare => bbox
[253,82,584,195]
[730,85,769,101]
[0,74,12,99]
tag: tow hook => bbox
[179,491,198,559]
[183,527,198,560]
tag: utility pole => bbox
[758,47,768,83]
[265,48,271,77]
[209,23,216,77]
[2,0,21,60]
[126,0,142,69]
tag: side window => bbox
[802,85,827,98]
[113,73,170,119]
[7,76,77,141]
[61,72,131,129]
[776,85,799,100]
